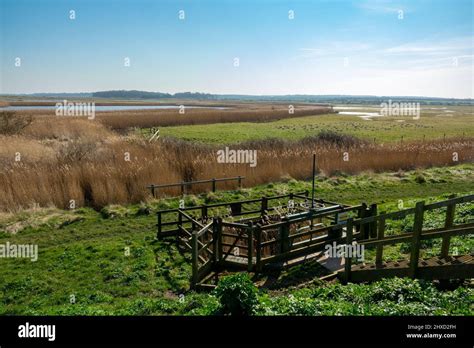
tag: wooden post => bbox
[157,211,162,239]
[375,216,385,266]
[343,218,353,284]
[261,197,268,216]
[231,202,242,216]
[217,217,223,264]
[201,205,208,221]
[280,220,290,253]
[247,224,254,271]
[358,203,367,235]
[211,178,216,192]
[237,176,242,188]
[181,182,185,196]
[369,204,378,238]
[441,199,455,258]
[191,231,199,288]
[212,218,218,264]
[150,184,156,198]
[409,201,425,278]
[256,225,262,272]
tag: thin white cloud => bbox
[383,37,473,56]
[297,42,372,59]
[357,0,410,14]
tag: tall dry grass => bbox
[0,127,472,211]
[97,106,333,129]
[11,105,333,130]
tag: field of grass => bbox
[0,165,473,315]
[159,106,474,144]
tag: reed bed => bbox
[9,105,333,130]
[0,132,472,212]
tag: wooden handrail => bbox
[424,194,474,211]
[196,221,213,238]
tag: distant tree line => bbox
[92,90,214,100]
[22,89,471,105]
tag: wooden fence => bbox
[342,194,474,283]
[147,176,245,197]
[156,191,312,238]
[156,192,473,288]
[155,193,367,288]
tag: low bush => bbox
[213,273,259,315]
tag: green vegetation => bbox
[213,273,259,315]
[159,107,474,144]
[0,164,473,315]
[256,277,473,315]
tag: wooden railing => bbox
[342,194,474,283]
[156,192,314,239]
[147,176,245,197]
[185,202,364,288]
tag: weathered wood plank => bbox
[441,199,455,258]
[409,201,425,278]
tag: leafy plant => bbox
[213,273,259,315]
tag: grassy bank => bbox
[0,165,473,315]
[159,107,474,144]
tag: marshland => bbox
[0,102,472,211]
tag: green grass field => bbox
[1,164,473,315]
[157,106,474,144]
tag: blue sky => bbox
[1,0,473,98]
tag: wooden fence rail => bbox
[183,201,362,288]
[158,192,473,289]
[156,191,314,239]
[342,194,474,283]
[147,176,245,197]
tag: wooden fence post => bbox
[441,197,456,258]
[359,203,367,235]
[217,217,223,264]
[191,231,199,288]
[409,201,425,278]
[211,178,216,192]
[280,219,290,253]
[157,211,162,239]
[231,202,242,216]
[261,197,268,216]
[343,218,354,284]
[247,224,254,271]
[369,204,378,238]
[256,225,262,272]
[375,215,385,266]
[212,218,218,264]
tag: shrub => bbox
[414,173,426,184]
[213,273,259,315]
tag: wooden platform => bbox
[348,254,474,282]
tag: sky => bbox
[0,0,473,98]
